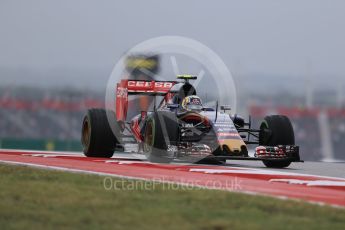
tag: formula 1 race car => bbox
[81,75,302,168]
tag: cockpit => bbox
[170,82,197,104]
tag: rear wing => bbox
[116,79,177,122]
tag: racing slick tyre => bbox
[143,111,178,163]
[81,108,118,158]
[259,115,295,168]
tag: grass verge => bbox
[0,163,344,230]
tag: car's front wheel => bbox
[143,111,178,163]
[259,115,295,168]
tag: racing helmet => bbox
[181,95,203,112]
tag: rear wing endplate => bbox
[116,79,177,122]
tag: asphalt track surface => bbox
[223,160,345,179]
[1,149,344,208]
[120,152,345,179]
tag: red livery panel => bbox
[116,79,177,122]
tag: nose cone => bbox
[219,140,248,156]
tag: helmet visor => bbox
[186,104,203,111]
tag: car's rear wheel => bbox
[143,111,178,163]
[259,115,295,168]
[82,108,118,158]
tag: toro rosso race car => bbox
[81,75,302,168]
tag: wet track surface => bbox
[112,152,345,179]
[223,160,345,179]
[111,152,345,179]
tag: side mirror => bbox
[220,105,231,112]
